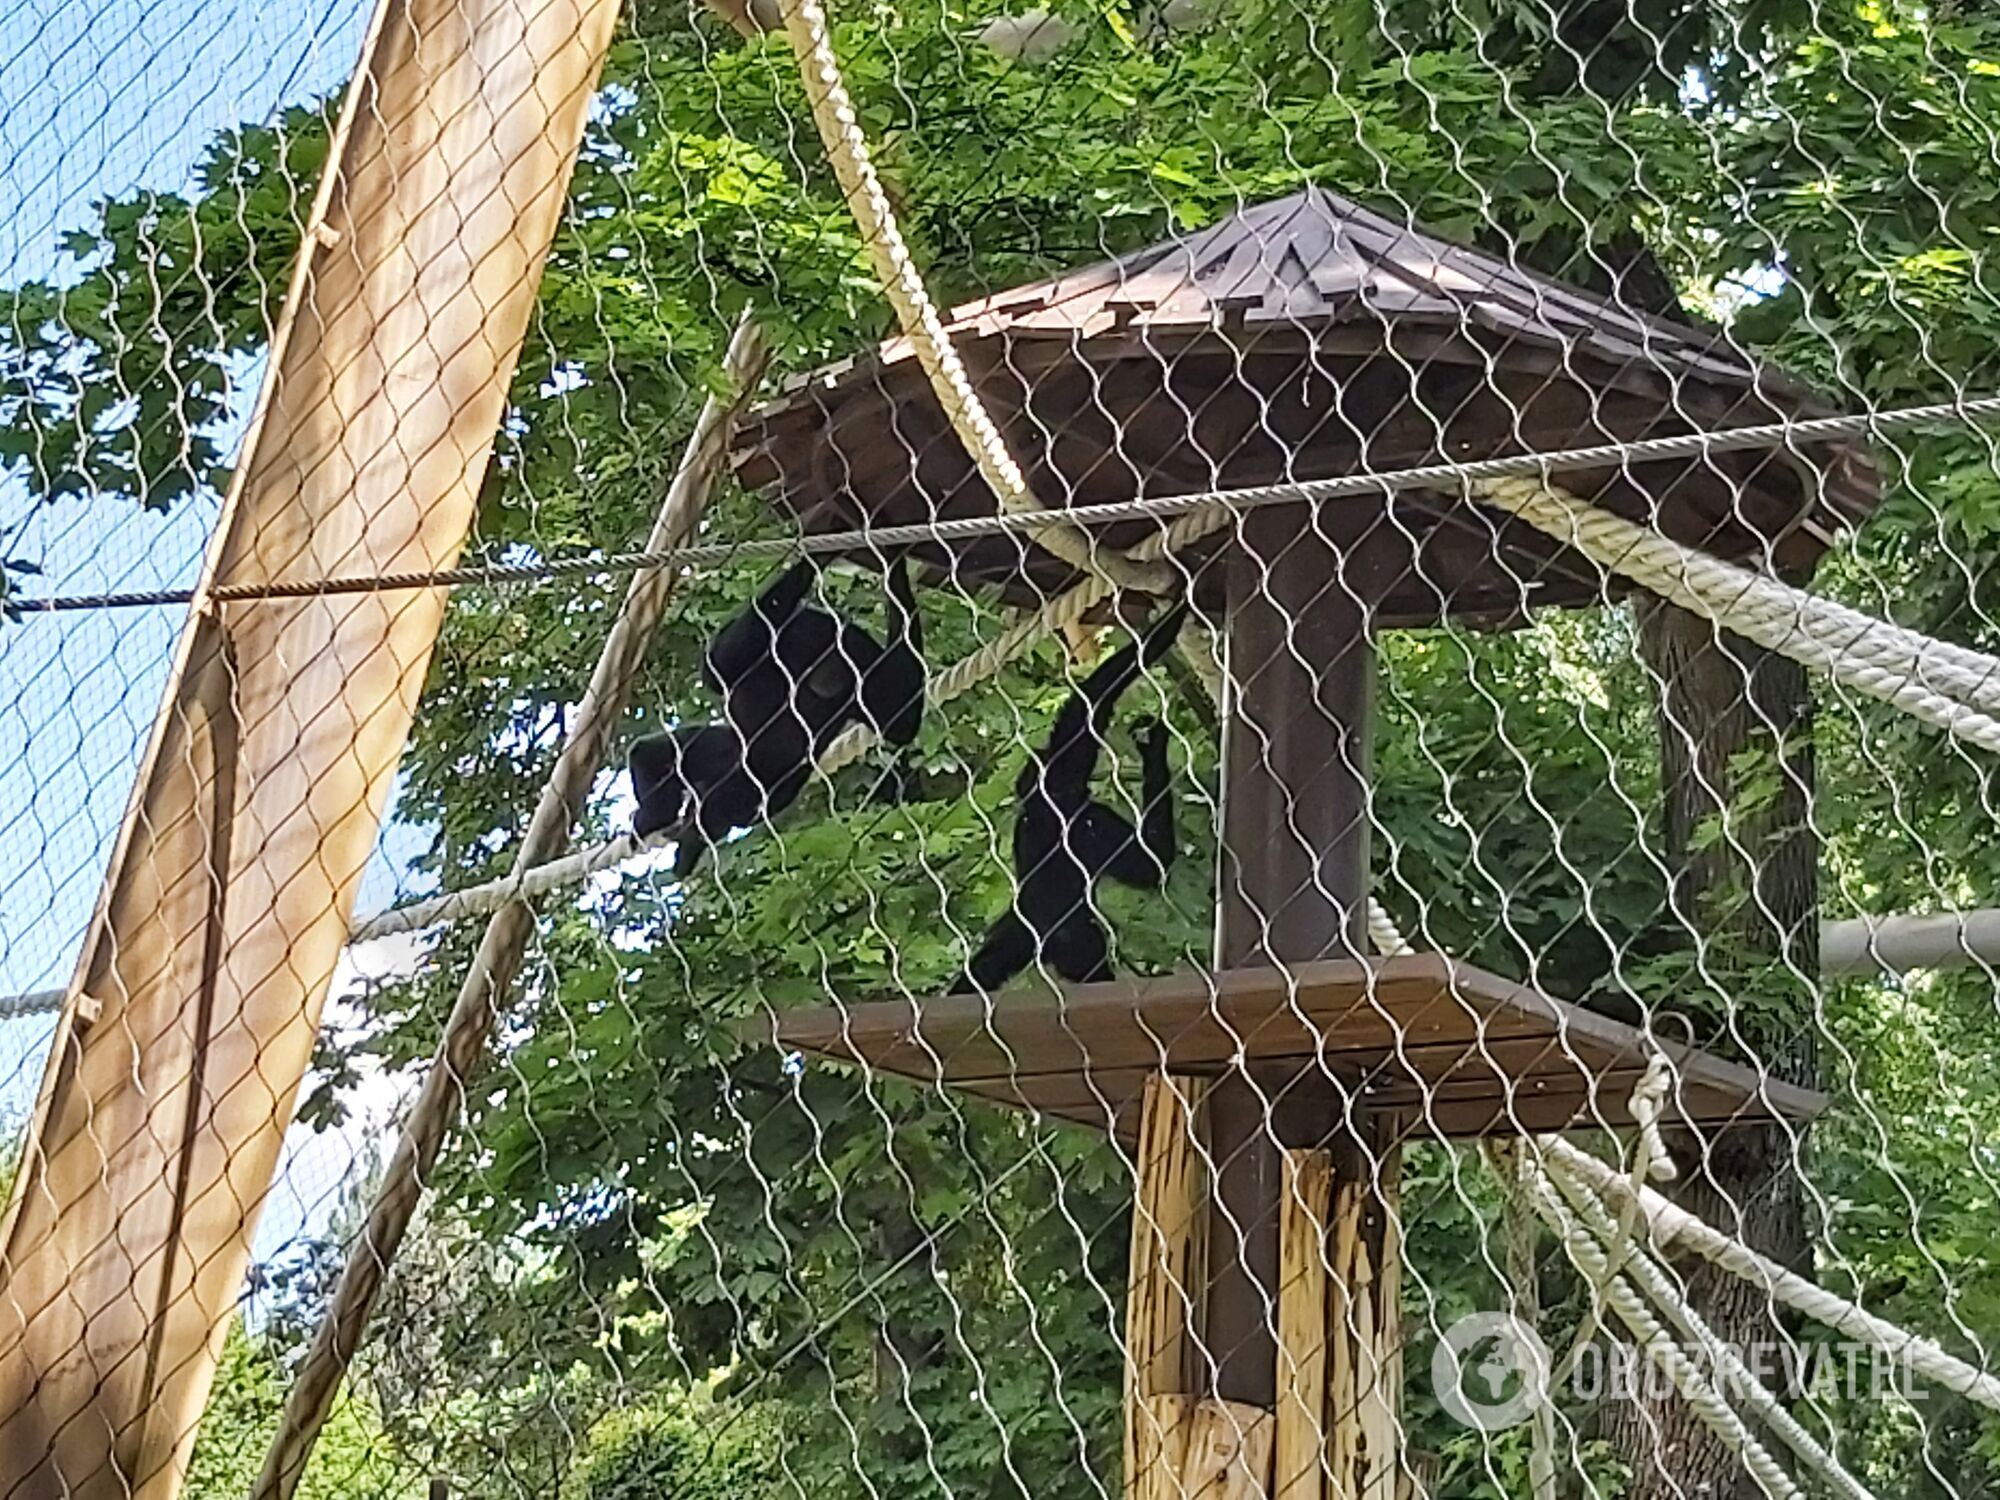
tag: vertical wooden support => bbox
[1210,503,1377,1411]
[1126,1074,1206,1500]
[1606,599,1819,1500]
[1211,500,1407,1497]
[1274,1151,1332,1500]
[1217,507,1378,968]
[1490,1144,1558,1500]
[1325,1128,1401,1500]
[0,0,623,1497]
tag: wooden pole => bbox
[1208,502,1376,1409]
[1127,1075,1207,1500]
[1603,598,1819,1500]
[0,1,627,1496]
[250,318,769,1500]
[1274,1150,1332,1500]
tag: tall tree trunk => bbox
[1606,597,1819,1500]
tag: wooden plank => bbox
[1126,1077,1206,1500]
[772,952,1826,1128]
[0,0,622,1496]
[1275,1152,1332,1500]
[1364,1142,1403,1500]
[956,1066,1766,1146]
[1412,1082,1796,1139]
[1180,1399,1277,1500]
[775,955,1542,1081]
[1324,1126,1401,1500]
[1137,1395,1197,1500]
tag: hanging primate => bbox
[627,551,925,874]
[957,600,1189,993]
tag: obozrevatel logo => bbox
[1431,1313,1553,1431]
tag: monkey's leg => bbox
[1045,916,1113,985]
[962,911,1035,994]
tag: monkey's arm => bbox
[1093,719,1175,888]
[960,910,1036,995]
[631,723,745,840]
[862,555,927,748]
[628,733,690,837]
[709,559,817,684]
[1135,718,1177,880]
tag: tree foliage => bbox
[11,0,2000,1495]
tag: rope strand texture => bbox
[1518,1155,1806,1500]
[773,0,1173,595]
[1472,477,2000,754]
[1540,1150,1880,1500]
[1544,1137,2000,1411]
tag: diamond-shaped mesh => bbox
[4,4,2000,1500]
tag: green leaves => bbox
[23,1,1991,1493]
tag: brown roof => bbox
[734,186,1880,624]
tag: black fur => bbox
[628,553,925,873]
[958,602,1188,992]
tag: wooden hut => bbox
[731,185,1874,1500]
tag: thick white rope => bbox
[1517,1152,1806,1500]
[1365,899,1411,956]
[773,0,1173,596]
[1542,1149,1881,1500]
[1627,1053,1679,1186]
[351,506,1232,941]
[1547,1058,1680,1390]
[1545,1137,2000,1410]
[1472,475,2000,710]
[1471,478,2000,753]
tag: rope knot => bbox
[1630,1050,1679,1185]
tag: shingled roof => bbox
[733,186,1879,624]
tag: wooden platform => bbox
[763,953,1825,1145]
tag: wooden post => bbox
[0,0,628,1496]
[1209,503,1376,1400]
[1209,504,1373,1410]
[1604,598,1819,1500]
[1126,1075,1206,1500]
[251,322,769,1500]
[1274,1151,1332,1500]
[1329,1131,1402,1500]
[1182,1401,1278,1500]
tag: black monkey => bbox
[627,551,925,874]
[957,600,1189,993]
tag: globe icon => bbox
[1431,1313,1553,1431]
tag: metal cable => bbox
[17,391,1999,615]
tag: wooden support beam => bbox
[1181,1398,1277,1500]
[1274,1151,1332,1500]
[1209,502,1377,1410]
[253,317,768,1500]
[1604,598,1821,1500]
[0,1,625,1496]
[1126,1074,1207,1500]
[1325,1126,1401,1500]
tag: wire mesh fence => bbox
[3,2,2000,1500]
